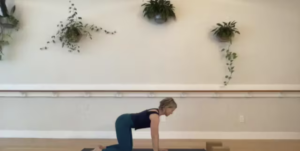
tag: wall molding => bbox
[0,91,299,98]
[1,84,300,91]
[1,130,299,140]
[0,84,299,98]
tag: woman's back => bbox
[131,108,159,130]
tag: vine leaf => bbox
[40,0,116,53]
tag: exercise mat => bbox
[82,149,206,151]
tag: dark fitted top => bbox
[131,108,159,130]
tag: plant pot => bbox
[154,14,167,24]
[217,35,231,42]
[0,17,17,28]
[66,27,82,43]
[69,34,82,43]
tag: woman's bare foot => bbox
[98,145,106,150]
[92,147,101,151]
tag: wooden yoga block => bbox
[212,146,230,151]
[206,142,223,151]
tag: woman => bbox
[98,97,177,151]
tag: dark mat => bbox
[82,149,206,151]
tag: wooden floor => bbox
[0,139,300,151]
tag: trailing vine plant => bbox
[0,0,19,60]
[212,21,240,86]
[40,0,116,53]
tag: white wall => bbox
[0,0,300,140]
[0,0,299,85]
[0,97,300,139]
[1,97,300,132]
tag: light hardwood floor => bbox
[0,139,300,151]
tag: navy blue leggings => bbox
[103,114,134,151]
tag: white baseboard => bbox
[1,131,300,140]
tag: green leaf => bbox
[217,23,223,27]
[0,41,9,45]
[11,5,16,15]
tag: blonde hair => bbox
[159,97,177,110]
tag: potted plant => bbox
[41,0,116,53]
[212,21,240,42]
[142,0,176,24]
[0,0,19,60]
[212,21,240,86]
[0,0,19,28]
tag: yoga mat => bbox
[82,149,206,151]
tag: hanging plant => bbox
[0,0,19,60]
[142,0,176,24]
[212,21,240,86]
[40,0,116,53]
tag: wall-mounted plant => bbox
[0,0,19,60]
[40,0,116,53]
[142,0,176,24]
[212,21,240,86]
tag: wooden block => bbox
[212,146,230,151]
[206,142,223,151]
[82,148,99,151]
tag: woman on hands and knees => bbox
[98,97,177,151]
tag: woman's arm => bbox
[150,114,160,151]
